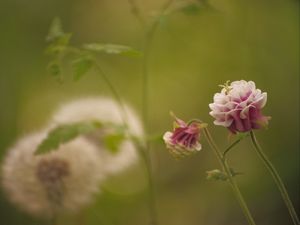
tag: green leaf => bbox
[47,61,61,77]
[72,55,94,81]
[46,17,64,42]
[35,121,102,155]
[83,43,141,57]
[103,133,125,153]
[45,17,72,56]
[45,33,72,55]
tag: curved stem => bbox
[93,62,128,129]
[203,128,257,225]
[250,131,300,225]
[223,138,242,157]
[187,118,203,125]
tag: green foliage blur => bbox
[0,0,299,225]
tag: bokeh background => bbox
[0,0,299,224]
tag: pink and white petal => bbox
[213,119,233,127]
[253,92,267,109]
[163,132,173,143]
[209,111,226,120]
[248,81,256,90]
[240,105,255,119]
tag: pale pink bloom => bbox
[209,80,270,133]
[163,115,201,158]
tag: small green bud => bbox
[206,169,227,181]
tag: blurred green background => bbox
[0,0,299,224]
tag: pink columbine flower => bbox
[209,80,271,134]
[163,114,202,158]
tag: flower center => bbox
[219,80,232,94]
[36,158,70,207]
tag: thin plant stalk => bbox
[203,127,257,225]
[127,1,175,224]
[93,62,129,128]
[94,61,157,225]
[250,131,300,225]
[223,138,242,157]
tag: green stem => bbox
[223,138,242,157]
[138,1,175,224]
[203,128,257,225]
[93,62,129,129]
[250,131,300,225]
[94,59,157,225]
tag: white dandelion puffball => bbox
[1,131,103,218]
[50,97,143,175]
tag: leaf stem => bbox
[250,131,300,225]
[223,138,242,157]
[93,62,129,129]
[203,127,257,225]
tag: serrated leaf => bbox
[83,43,141,57]
[47,61,61,77]
[103,133,125,153]
[35,121,102,155]
[46,17,64,42]
[72,56,94,81]
[45,44,65,55]
[45,33,72,55]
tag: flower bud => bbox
[163,114,202,158]
[206,169,228,181]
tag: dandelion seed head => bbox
[50,97,143,175]
[1,131,103,218]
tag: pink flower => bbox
[163,115,202,158]
[209,80,271,133]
